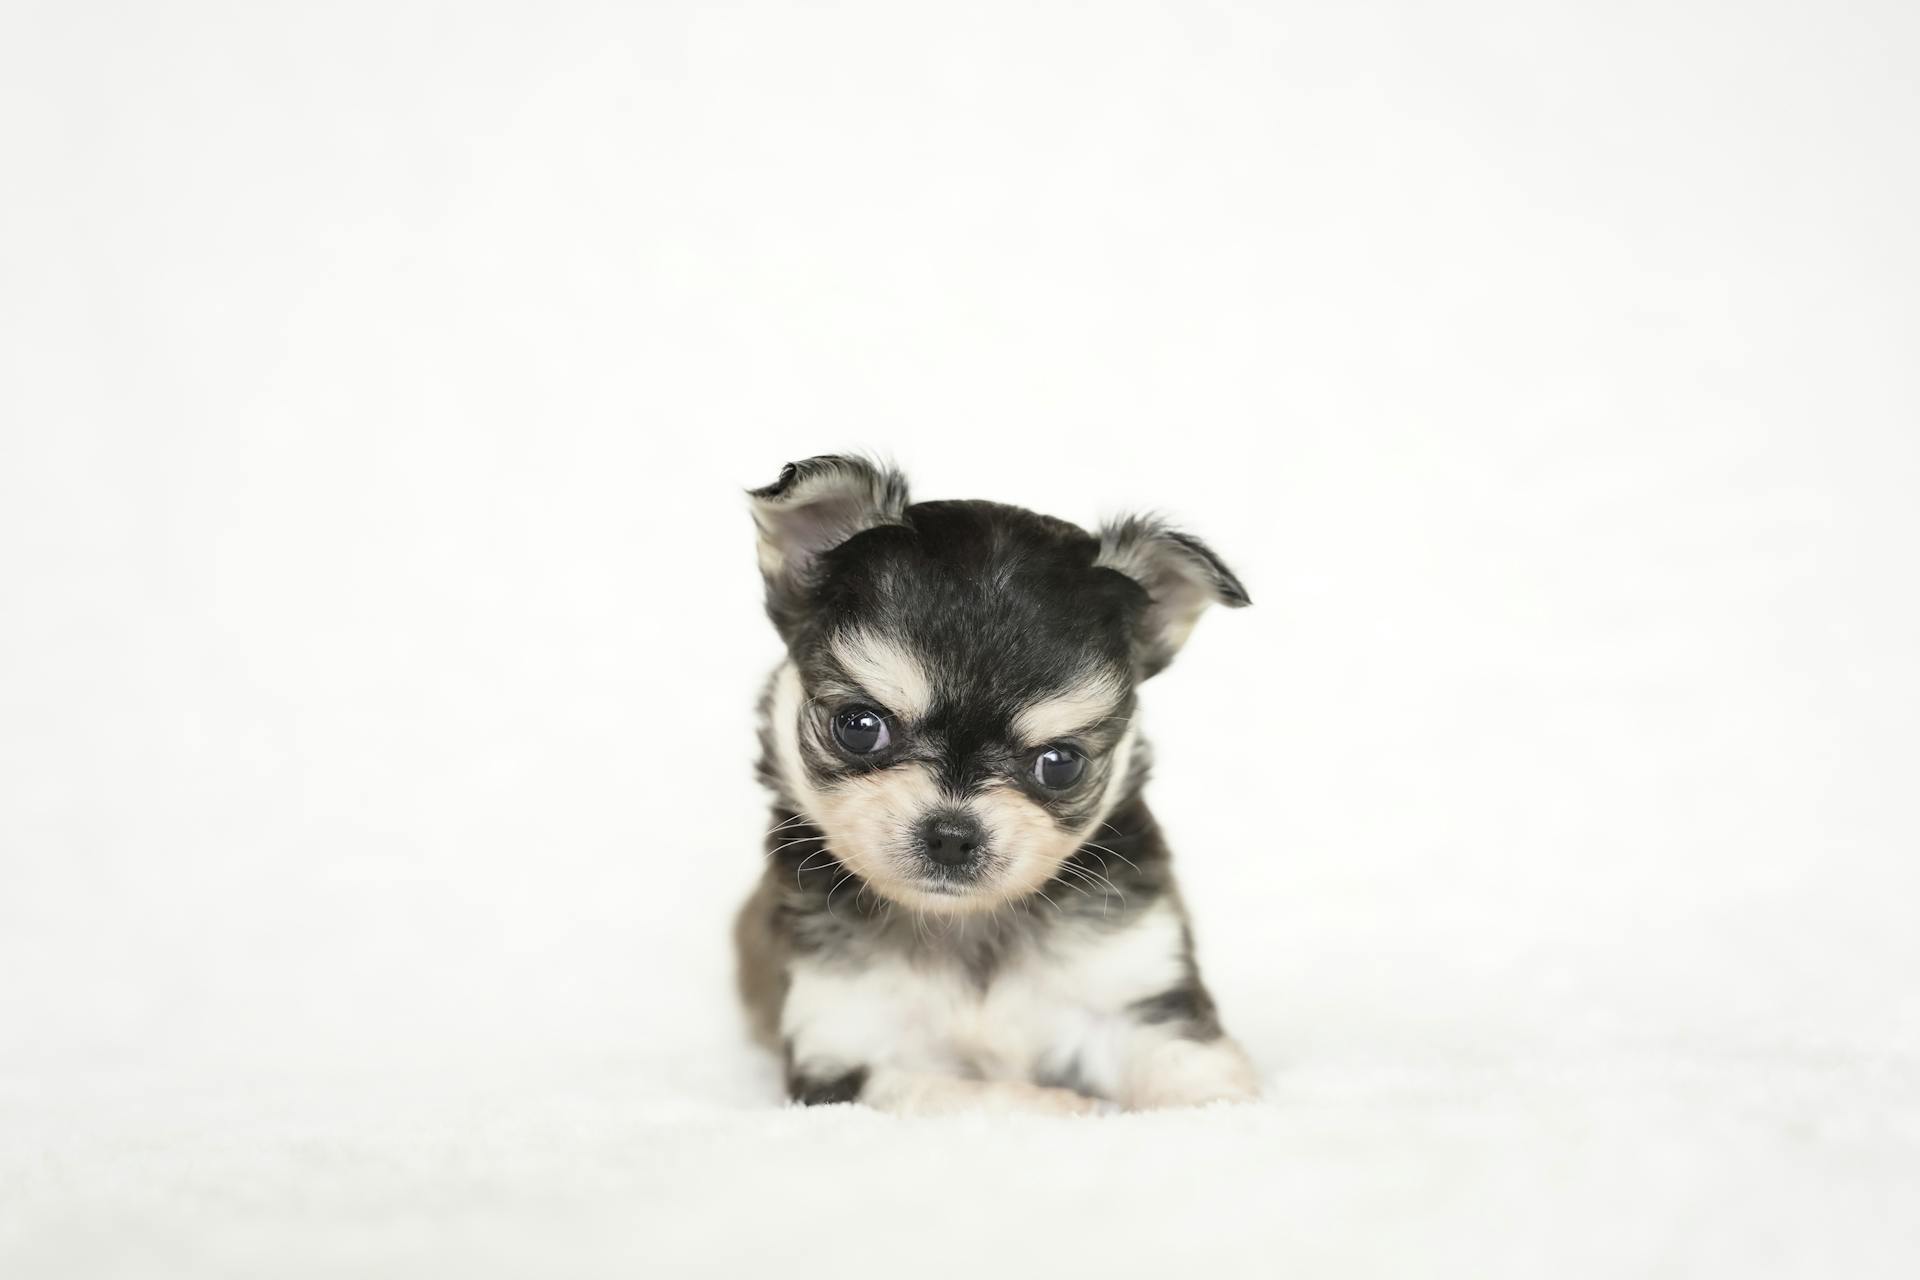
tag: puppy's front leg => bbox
[1118,1032,1262,1110]
[1110,978,1261,1109]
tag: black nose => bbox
[917,812,985,866]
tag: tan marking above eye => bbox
[1010,669,1128,746]
[829,628,934,720]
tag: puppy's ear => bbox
[749,455,910,634]
[1094,516,1249,677]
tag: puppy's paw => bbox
[865,1069,1107,1116]
[994,1080,1108,1116]
[1124,1037,1262,1111]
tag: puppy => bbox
[735,456,1260,1113]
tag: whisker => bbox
[1049,867,1094,898]
[794,849,835,882]
[1056,862,1102,890]
[1060,862,1119,898]
[1056,863,1114,917]
[1065,860,1127,906]
[765,834,826,858]
[1080,840,1141,874]
[824,870,856,921]
[1082,855,1121,898]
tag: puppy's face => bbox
[752,458,1246,915]
[770,508,1142,914]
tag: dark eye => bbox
[831,706,891,755]
[1033,745,1086,790]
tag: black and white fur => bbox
[735,456,1260,1113]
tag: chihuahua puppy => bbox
[735,456,1260,1114]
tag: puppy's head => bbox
[751,455,1247,915]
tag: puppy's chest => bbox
[783,906,1186,1088]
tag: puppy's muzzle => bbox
[916,811,985,868]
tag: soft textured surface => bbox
[4,1,1918,1275]
[9,917,1919,1277]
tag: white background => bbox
[3,2,1917,1275]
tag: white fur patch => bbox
[783,901,1199,1109]
[829,629,934,720]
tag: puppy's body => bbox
[736,460,1259,1113]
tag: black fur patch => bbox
[1129,981,1224,1041]
[787,1065,869,1106]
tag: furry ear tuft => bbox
[749,455,910,635]
[1094,516,1249,677]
